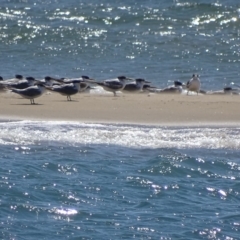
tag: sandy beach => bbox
[1,91,240,126]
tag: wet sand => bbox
[1,91,240,126]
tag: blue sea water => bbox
[1,0,240,239]
[0,121,240,239]
[1,0,240,89]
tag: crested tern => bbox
[11,82,46,104]
[46,79,81,101]
[61,76,94,93]
[89,76,133,96]
[122,78,151,93]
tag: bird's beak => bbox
[84,78,95,81]
[50,77,62,81]
[144,81,151,84]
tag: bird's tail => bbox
[11,88,20,94]
[44,86,54,91]
[143,86,157,92]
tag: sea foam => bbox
[0,120,239,149]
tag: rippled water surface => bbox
[1,0,240,239]
[1,0,240,90]
[0,121,240,239]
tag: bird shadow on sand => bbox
[50,100,79,102]
[10,103,44,106]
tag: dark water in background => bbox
[1,0,240,89]
[1,0,240,239]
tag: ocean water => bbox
[1,0,240,239]
[1,0,240,89]
[0,121,240,239]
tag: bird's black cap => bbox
[15,74,23,79]
[26,77,35,81]
[45,76,52,81]
[174,80,183,86]
[117,76,127,80]
[82,75,90,79]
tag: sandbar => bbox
[1,91,240,126]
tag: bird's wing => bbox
[7,81,30,89]
[105,81,123,89]
[50,84,77,95]
[124,83,137,91]
[12,86,41,97]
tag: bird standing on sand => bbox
[57,76,94,93]
[46,79,81,101]
[89,76,133,96]
[186,74,201,95]
[122,78,151,93]
[11,82,46,104]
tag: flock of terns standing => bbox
[0,74,239,104]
